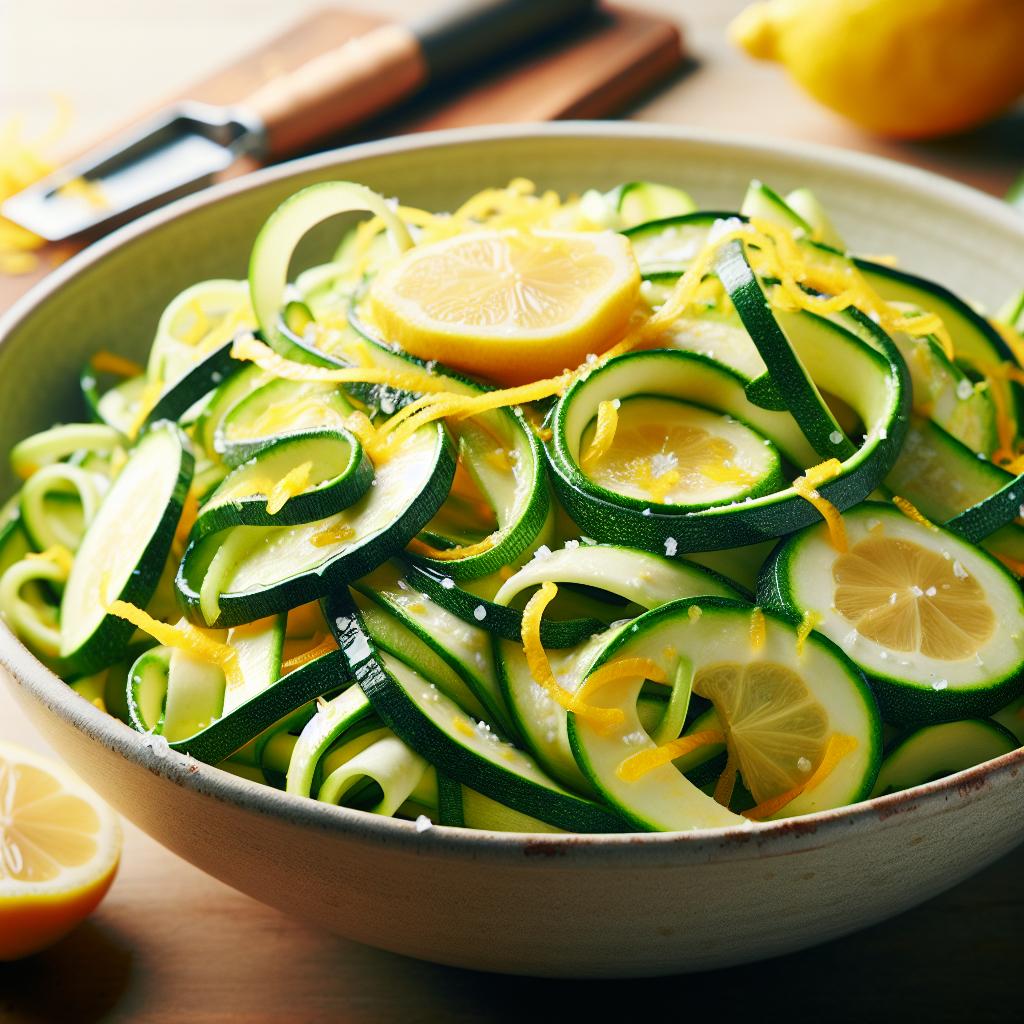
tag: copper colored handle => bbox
[243,23,428,159]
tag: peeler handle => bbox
[241,0,595,159]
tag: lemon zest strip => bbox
[616,729,726,783]
[792,459,847,552]
[743,733,859,821]
[891,494,938,531]
[520,582,625,732]
[106,600,243,689]
[90,350,145,378]
[796,610,822,656]
[581,400,619,471]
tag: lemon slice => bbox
[693,661,829,803]
[833,534,996,660]
[581,396,779,506]
[0,742,121,960]
[366,229,640,385]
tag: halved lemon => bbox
[580,396,780,506]
[366,229,641,385]
[833,535,996,660]
[0,742,121,960]
[693,661,829,803]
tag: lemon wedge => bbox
[693,661,830,804]
[0,742,121,960]
[366,229,640,385]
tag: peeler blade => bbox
[1,102,263,242]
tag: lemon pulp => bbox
[693,661,829,803]
[0,742,121,960]
[581,397,766,505]
[832,535,996,660]
[367,229,640,385]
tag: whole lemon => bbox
[730,0,1024,138]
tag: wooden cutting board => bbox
[0,3,685,312]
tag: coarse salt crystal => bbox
[931,679,948,691]
[797,756,812,773]
[664,537,678,556]
[440,577,455,589]
[829,430,843,445]
[473,605,487,621]
[415,815,434,833]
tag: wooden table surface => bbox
[1,2,1022,1020]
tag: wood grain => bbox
[0,3,684,313]
[1,1,1022,1019]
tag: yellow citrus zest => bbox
[105,600,242,689]
[616,729,726,782]
[744,733,858,821]
[792,459,847,552]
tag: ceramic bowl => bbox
[2,124,1023,978]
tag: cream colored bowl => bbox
[2,124,1023,977]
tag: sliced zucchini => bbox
[10,424,123,480]
[581,395,784,508]
[194,364,268,457]
[884,414,1024,565]
[177,421,454,627]
[192,428,373,540]
[0,515,32,577]
[214,377,355,467]
[400,555,605,649]
[889,327,995,455]
[992,694,1024,744]
[339,309,557,582]
[143,338,239,428]
[622,211,727,276]
[854,259,1016,377]
[569,598,880,830]
[783,188,846,249]
[131,643,348,764]
[740,180,814,237]
[352,562,513,736]
[147,279,254,384]
[60,422,193,672]
[871,719,1018,797]
[494,544,743,790]
[717,238,855,459]
[19,465,105,553]
[547,336,906,552]
[610,181,696,229]
[759,502,1024,723]
[327,592,629,833]
[248,181,412,350]
[285,684,377,797]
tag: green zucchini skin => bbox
[716,239,855,461]
[325,591,631,833]
[758,502,1024,725]
[144,340,239,427]
[191,428,374,540]
[400,557,605,649]
[60,422,195,674]
[546,344,908,554]
[871,718,1019,797]
[176,425,456,628]
[567,596,881,831]
[169,649,351,765]
[214,377,355,468]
